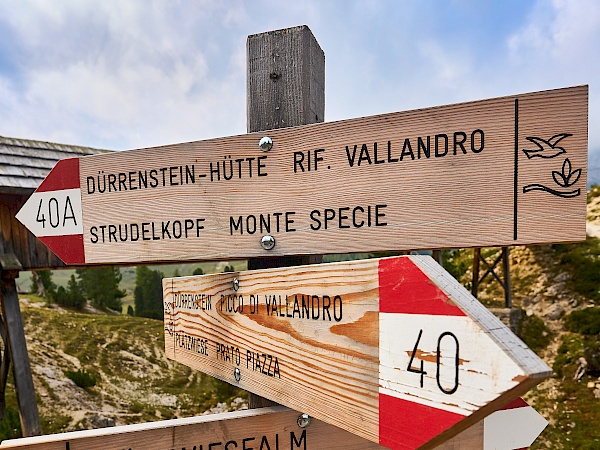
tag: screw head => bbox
[297,413,311,428]
[232,278,240,291]
[234,368,241,382]
[259,136,273,152]
[260,235,276,250]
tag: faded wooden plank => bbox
[162,255,551,449]
[0,406,385,450]
[0,273,41,436]
[0,403,547,450]
[247,25,325,133]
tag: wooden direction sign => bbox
[162,255,551,449]
[16,86,587,265]
[0,402,546,450]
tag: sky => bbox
[1,0,599,178]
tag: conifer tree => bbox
[134,266,164,319]
[76,267,126,311]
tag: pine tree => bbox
[134,266,164,320]
[66,274,86,309]
[76,267,126,311]
[55,274,86,310]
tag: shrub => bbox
[552,238,600,302]
[565,308,600,335]
[65,369,97,389]
[518,313,552,353]
[0,407,22,440]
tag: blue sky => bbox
[0,0,598,178]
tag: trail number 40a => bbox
[407,329,459,395]
[36,196,78,229]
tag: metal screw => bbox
[297,413,311,428]
[260,235,275,250]
[232,278,240,291]
[234,368,241,382]
[259,136,273,152]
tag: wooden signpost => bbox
[6,26,575,449]
[162,255,551,449]
[15,86,587,266]
[0,401,547,450]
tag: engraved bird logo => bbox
[522,133,572,159]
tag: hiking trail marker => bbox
[162,255,551,449]
[16,86,587,266]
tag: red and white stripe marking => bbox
[378,257,537,449]
[16,158,85,264]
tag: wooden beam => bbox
[247,25,325,133]
[246,25,325,407]
[0,259,41,436]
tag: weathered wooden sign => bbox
[0,402,546,450]
[16,86,587,265]
[162,255,551,449]
[0,406,380,450]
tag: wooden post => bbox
[0,255,41,436]
[246,25,325,407]
[471,249,480,298]
[471,248,512,308]
[502,247,512,308]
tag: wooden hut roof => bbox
[0,136,111,194]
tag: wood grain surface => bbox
[162,255,551,449]
[71,85,586,264]
[0,405,493,450]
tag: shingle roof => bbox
[0,136,111,192]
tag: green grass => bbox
[565,307,600,335]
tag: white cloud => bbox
[0,1,249,148]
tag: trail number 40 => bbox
[407,329,459,395]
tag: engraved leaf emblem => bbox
[552,158,581,188]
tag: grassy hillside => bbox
[5,297,245,437]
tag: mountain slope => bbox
[17,299,245,435]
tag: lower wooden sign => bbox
[163,256,551,449]
[0,407,379,450]
[0,403,545,450]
